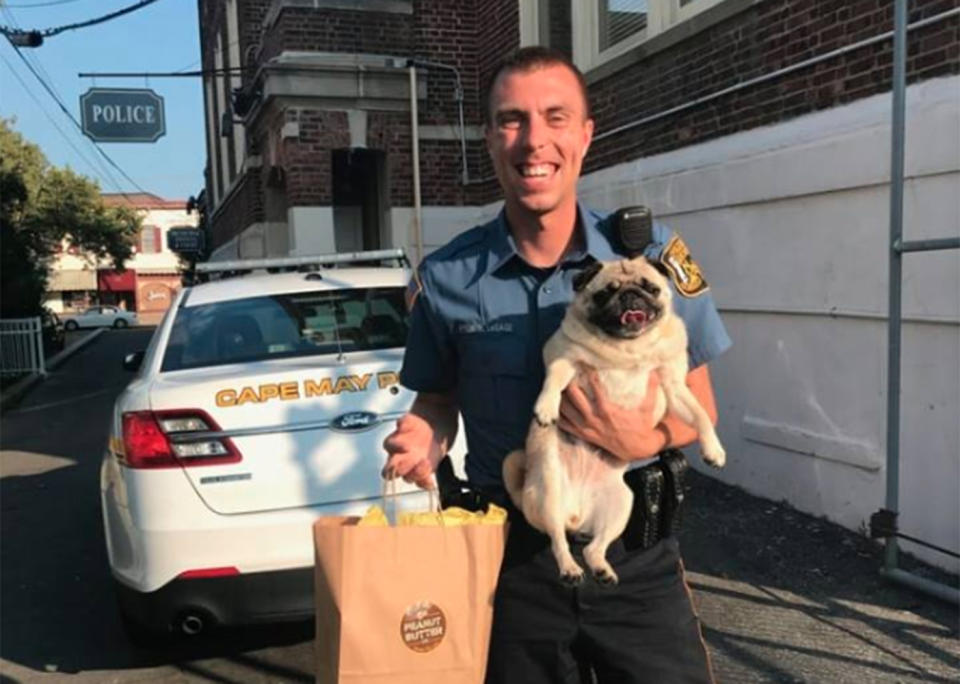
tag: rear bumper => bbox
[115,566,314,633]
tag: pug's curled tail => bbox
[502,449,527,509]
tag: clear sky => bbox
[1,0,205,201]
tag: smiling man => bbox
[384,47,730,683]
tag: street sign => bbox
[79,88,166,143]
[167,227,205,253]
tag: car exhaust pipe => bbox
[178,612,206,636]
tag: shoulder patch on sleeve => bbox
[661,234,709,298]
[405,269,424,312]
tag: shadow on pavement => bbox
[679,468,960,682]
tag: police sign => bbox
[80,88,166,143]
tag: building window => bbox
[599,0,648,52]
[572,0,727,73]
[140,225,162,254]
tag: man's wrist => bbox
[655,423,672,450]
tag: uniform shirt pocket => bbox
[457,333,532,423]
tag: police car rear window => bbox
[161,287,409,372]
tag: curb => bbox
[0,328,105,414]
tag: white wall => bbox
[577,74,959,572]
[288,206,336,256]
[389,206,500,266]
[404,75,959,571]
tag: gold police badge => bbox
[661,235,709,298]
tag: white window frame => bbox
[519,0,541,47]
[572,0,727,73]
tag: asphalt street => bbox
[0,328,957,683]
[1,329,315,683]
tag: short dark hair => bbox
[482,46,591,125]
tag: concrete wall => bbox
[589,74,959,572]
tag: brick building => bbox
[197,1,959,570]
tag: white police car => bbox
[100,249,463,642]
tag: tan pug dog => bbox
[502,256,725,586]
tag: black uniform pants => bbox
[485,512,715,684]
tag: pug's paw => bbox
[592,565,619,587]
[533,393,561,427]
[559,564,585,587]
[702,438,726,468]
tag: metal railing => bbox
[0,317,46,377]
[874,0,960,605]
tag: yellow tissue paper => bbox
[358,503,508,527]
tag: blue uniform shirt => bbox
[400,204,732,489]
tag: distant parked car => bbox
[40,308,65,355]
[62,305,138,330]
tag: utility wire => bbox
[2,0,85,8]
[2,5,129,192]
[1,0,159,38]
[5,38,151,199]
[0,51,119,188]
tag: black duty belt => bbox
[436,450,690,551]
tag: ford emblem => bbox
[330,411,380,432]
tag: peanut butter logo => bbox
[400,601,445,653]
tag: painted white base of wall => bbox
[288,206,336,256]
[389,206,500,265]
[576,74,959,572]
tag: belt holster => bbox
[622,449,689,551]
[658,448,689,539]
[436,455,494,512]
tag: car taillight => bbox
[120,410,241,469]
[178,566,240,580]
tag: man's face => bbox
[485,64,594,220]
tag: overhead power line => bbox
[0,51,114,186]
[78,67,247,78]
[3,0,85,8]
[5,38,151,199]
[1,0,159,45]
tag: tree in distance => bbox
[0,118,141,318]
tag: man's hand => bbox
[558,365,716,461]
[382,414,443,489]
[382,392,459,490]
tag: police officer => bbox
[383,46,730,684]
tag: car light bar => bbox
[194,248,407,273]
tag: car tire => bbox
[114,319,129,329]
[64,320,78,331]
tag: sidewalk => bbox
[680,469,959,683]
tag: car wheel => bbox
[114,319,129,329]
[64,320,78,331]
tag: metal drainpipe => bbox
[408,58,470,186]
[409,64,423,264]
[883,0,907,577]
[880,0,960,606]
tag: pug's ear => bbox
[573,262,603,292]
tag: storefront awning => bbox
[98,269,136,291]
[47,269,97,291]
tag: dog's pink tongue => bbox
[620,310,647,326]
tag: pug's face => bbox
[571,257,672,339]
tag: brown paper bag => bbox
[313,513,506,684]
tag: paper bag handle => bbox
[382,477,444,526]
